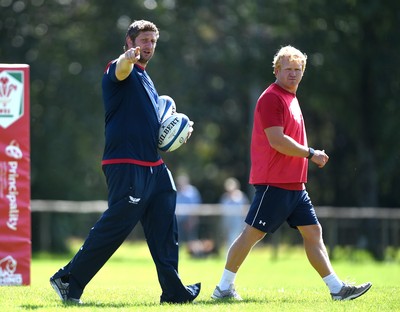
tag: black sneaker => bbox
[331,282,372,300]
[49,276,82,304]
[160,282,201,304]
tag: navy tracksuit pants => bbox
[53,163,200,303]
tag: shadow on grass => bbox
[21,302,160,309]
[20,297,266,310]
[194,298,261,305]
[20,304,45,310]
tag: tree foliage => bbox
[1,0,399,206]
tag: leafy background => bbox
[1,1,399,219]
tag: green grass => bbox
[0,241,399,311]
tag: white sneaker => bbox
[211,284,242,300]
[331,282,372,300]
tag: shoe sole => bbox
[211,293,242,300]
[334,284,372,301]
[348,284,372,300]
[49,278,64,301]
[50,277,83,304]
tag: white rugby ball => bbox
[158,113,190,152]
[158,95,176,123]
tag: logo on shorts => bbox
[259,220,266,226]
[128,196,141,204]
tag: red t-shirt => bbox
[249,83,308,190]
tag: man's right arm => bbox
[115,47,140,81]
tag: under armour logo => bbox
[259,220,266,226]
[128,196,141,204]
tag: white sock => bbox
[323,273,344,294]
[218,269,236,291]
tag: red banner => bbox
[0,64,31,285]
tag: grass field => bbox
[0,241,399,311]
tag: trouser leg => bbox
[141,169,200,303]
[52,164,145,298]
[53,196,143,298]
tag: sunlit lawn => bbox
[0,241,399,311]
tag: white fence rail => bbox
[31,200,400,258]
[31,200,400,218]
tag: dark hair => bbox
[124,20,159,51]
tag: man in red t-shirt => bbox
[212,46,371,301]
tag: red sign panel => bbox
[0,64,31,285]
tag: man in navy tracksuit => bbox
[50,20,201,304]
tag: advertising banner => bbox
[0,64,31,285]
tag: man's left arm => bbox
[265,126,329,168]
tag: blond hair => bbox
[272,45,307,74]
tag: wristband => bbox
[307,147,315,159]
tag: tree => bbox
[1,0,399,206]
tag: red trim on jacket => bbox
[102,158,164,167]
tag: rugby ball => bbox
[158,95,176,123]
[158,113,190,152]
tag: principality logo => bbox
[1,140,22,231]
[0,70,24,129]
[5,140,23,160]
[0,255,22,285]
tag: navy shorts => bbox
[245,185,319,233]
